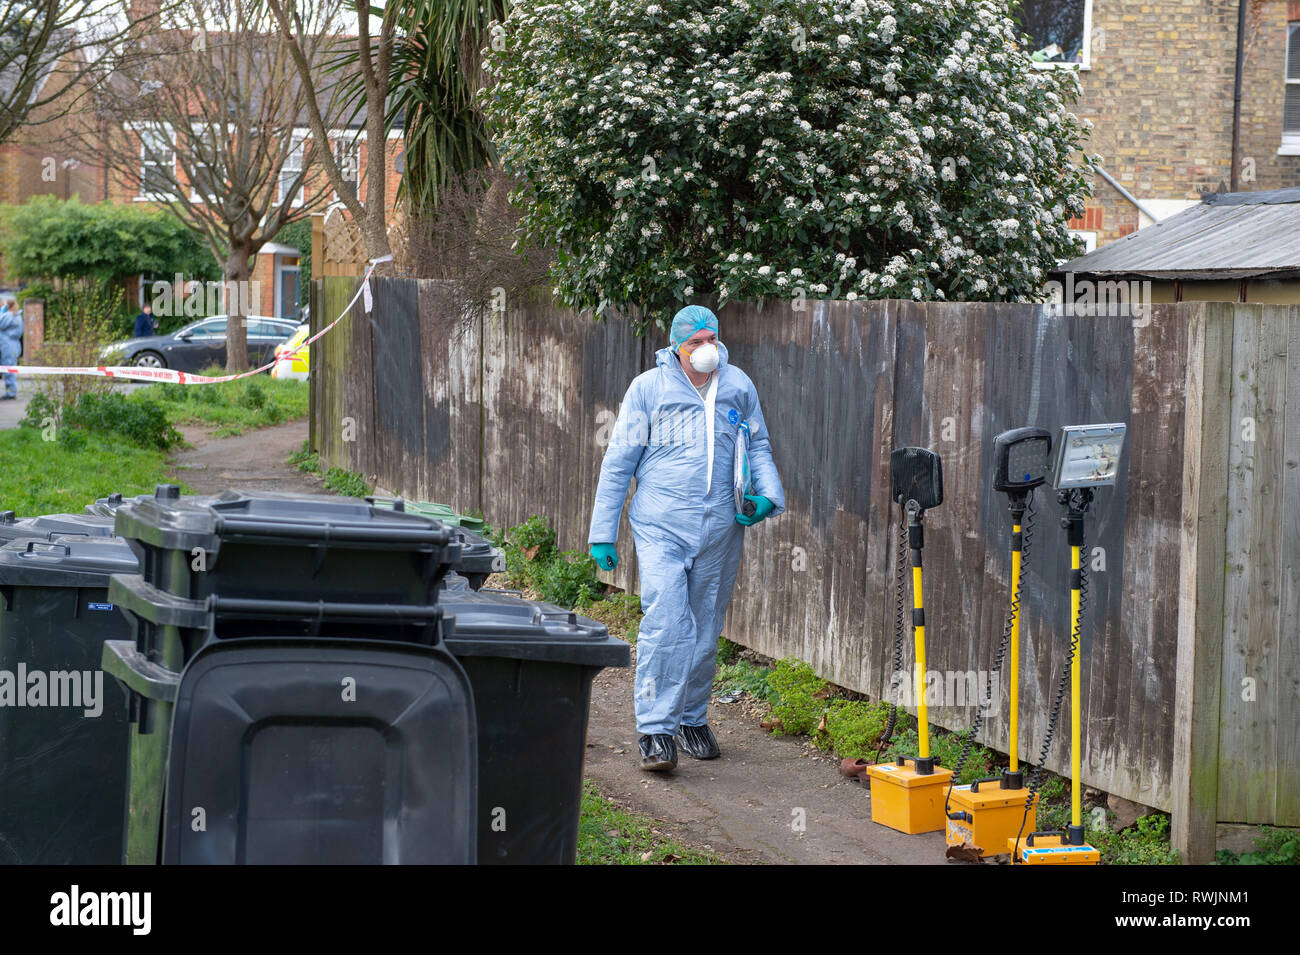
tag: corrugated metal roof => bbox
[1053,187,1300,278]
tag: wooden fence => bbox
[310,279,1299,861]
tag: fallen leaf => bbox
[661,853,680,864]
[522,545,540,560]
[760,718,784,732]
[812,685,835,700]
[945,842,986,863]
[640,850,654,862]
[816,712,828,733]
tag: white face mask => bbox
[688,341,720,373]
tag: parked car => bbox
[270,323,310,380]
[99,316,298,372]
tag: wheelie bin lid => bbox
[113,487,458,554]
[0,534,140,588]
[0,510,116,543]
[367,496,485,531]
[440,589,630,668]
[449,526,505,576]
[85,487,213,519]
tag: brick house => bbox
[0,47,109,287]
[98,1,404,319]
[1034,0,1300,247]
[107,111,403,320]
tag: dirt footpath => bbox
[168,420,324,496]
[582,651,950,865]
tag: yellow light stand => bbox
[867,509,951,834]
[868,757,954,834]
[945,774,1035,854]
[945,515,1032,856]
[1006,831,1100,865]
[1007,493,1101,866]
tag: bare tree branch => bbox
[265,0,396,274]
[75,0,350,370]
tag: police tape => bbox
[0,258,386,385]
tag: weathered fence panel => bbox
[312,279,1300,858]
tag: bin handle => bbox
[22,540,71,557]
[364,495,405,511]
[213,516,451,546]
[102,640,179,702]
[209,595,445,621]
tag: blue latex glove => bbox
[735,495,775,526]
[590,542,619,570]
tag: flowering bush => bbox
[483,0,1093,325]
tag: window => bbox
[1285,23,1300,149]
[333,137,360,201]
[1017,0,1092,68]
[193,318,227,336]
[279,132,307,206]
[1068,229,1097,254]
[139,126,175,198]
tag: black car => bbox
[100,316,299,372]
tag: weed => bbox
[1089,813,1180,865]
[323,466,370,498]
[580,592,641,643]
[55,427,87,452]
[767,658,831,737]
[287,440,320,474]
[717,637,741,665]
[1216,826,1300,865]
[509,514,558,558]
[61,392,182,450]
[538,549,604,608]
[1030,776,1071,832]
[713,658,774,702]
[823,699,893,760]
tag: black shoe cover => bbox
[638,733,678,772]
[676,723,721,760]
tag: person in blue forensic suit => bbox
[0,299,22,400]
[588,305,784,772]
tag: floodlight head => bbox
[890,446,943,511]
[1048,423,1127,490]
[992,427,1053,493]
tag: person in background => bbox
[133,302,158,338]
[0,298,22,400]
[588,304,784,772]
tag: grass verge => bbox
[577,781,723,865]
[138,372,309,437]
[0,426,189,515]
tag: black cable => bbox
[944,491,1036,819]
[1013,491,1085,862]
[875,509,909,762]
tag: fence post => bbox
[21,298,44,357]
[1172,301,1234,863]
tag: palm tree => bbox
[387,0,507,214]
